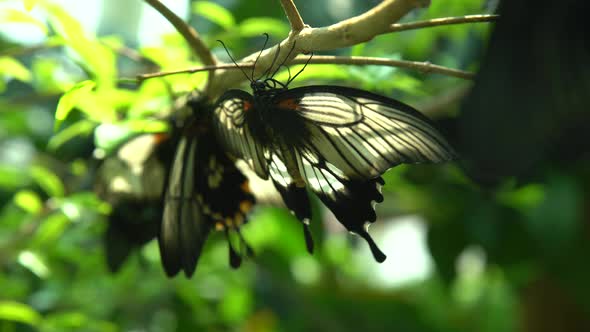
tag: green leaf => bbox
[48,120,96,151]
[0,56,32,82]
[237,17,289,38]
[0,165,30,189]
[13,190,43,214]
[30,212,70,248]
[0,301,42,327]
[29,165,65,198]
[54,80,96,131]
[193,1,235,30]
[0,8,47,34]
[63,191,111,215]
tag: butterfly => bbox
[159,95,256,277]
[212,36,457,262]
[95,132,175,272]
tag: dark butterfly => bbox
[95,132,176,272]
[212,36,457,262]
[159,95,256,277]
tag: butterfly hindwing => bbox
[159,105,256,277]
[160,136,210,277]
[214,90,269,180]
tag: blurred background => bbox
[1,0,589,331]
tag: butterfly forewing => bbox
[279,86,457,179]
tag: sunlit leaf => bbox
[24,0,38,11]
[48,119,96,150]
[0,8,47,34]
[0,301,42,327]
[193,1,236,30]
[237,17,289,38]
[31,56,72,93]
[0,56,32,82]
[54,80,96,131]
[18,250,50,278]
[30,165,65,198]
[45,4,116,86]
[13,190,43,214]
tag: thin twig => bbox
[136,54,474,82]
[280,0,305,32]
[291,55,475,79]
[136,63,254,82]
[143,0,217,69]
[389,14,499,32]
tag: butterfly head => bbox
[250,79,267,93]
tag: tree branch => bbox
[389,14,499,32]
[280,0,305,32]
[290,55,475,80]
[143,0,217,68]
[207,0,429,98]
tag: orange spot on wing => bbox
[153,133,169,144]
[278,98,299,110]
[240,200,253,214]
[243,101,252,112]
[240,180,251,193]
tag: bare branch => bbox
[143,0,217,67]
[208,0,428,98]
[137,63,254,82]
[291,55,475,80]
[280,0,305,32]
[389,14,499,32]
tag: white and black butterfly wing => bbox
[267,152,314,253]
[278,85,457,179]
[214,89,269,179]
[294,146,387,262]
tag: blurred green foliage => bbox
[1,0,589,331]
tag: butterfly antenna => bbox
[282,64,292,82]
[287,51,313,86]
[217,39,252,82]
[251,33,270,80]
[261,42,281,80]
[270,39,297,79]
